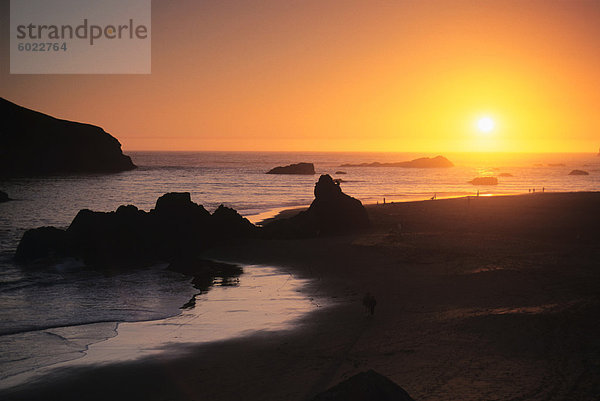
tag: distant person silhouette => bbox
[362,293,377,315]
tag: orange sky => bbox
[2,0,600,152]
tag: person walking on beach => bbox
[362,293,377,315]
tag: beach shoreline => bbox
[1,191,599,400]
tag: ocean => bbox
[0,151,598,385]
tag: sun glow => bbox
[477,117,495,134]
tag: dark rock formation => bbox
[311,370,415,401]
[150,193,213,256]
[469,177,498,185]
[498,173,513,177]
[0,190,9,203]
[211,204,256,238]
[335,171,347,175]
[266,162,315,175]
[569,169,589,176]
[0,97,135,176]
[341,155,453,168]
[15,227,70,263]
[15,192,257,267]
[66,205,158,266]
[264,174,370,237]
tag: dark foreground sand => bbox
[2,192,599,401]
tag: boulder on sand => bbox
[266,162,315,175]
[264,174,370,237]
[310,370,415,401]
[469,177,498,185]
[569,169,589,176]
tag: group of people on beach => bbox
[376,185,548,206]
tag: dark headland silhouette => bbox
[340,155,453,168]
[0,97,135,176]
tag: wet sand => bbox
[1,192,599,400]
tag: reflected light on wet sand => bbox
[1,265,319,389]
[80,265,319,364]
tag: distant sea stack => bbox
[266,162,315,175]
[0,97,136,176]
[569,169,589,176]
[340,155,453,168]
[469,176,498,185]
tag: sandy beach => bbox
[1,192,599,401]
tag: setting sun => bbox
[477,117,495,134]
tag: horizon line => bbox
[123,149,599,155]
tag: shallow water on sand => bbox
[0,264,319,390]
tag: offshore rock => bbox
[568,169,589,176]
[340,155,453,168]
[266,162,315,175]
[469,176,499,185]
